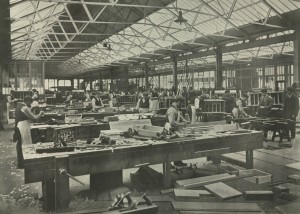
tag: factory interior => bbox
[1,0,300,213]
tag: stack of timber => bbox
[172,202,264,213]
[175,173,237,189]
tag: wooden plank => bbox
[172,202,262,212]
[175,173,236,188]
[160,188,173,194]
[174,189,211,198]
[285,162,300,171]
[204,182,242,200]
[180,211,264,214]
[132,195,174,203]
[275,203,300,214]
[287,175,300,185]
[109,119,151,131]
[243,191,274,200]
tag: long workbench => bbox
[22,130,263,211]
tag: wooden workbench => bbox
[30,123,110,143]
[22,130,263,211]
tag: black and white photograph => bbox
[0,0,300,213]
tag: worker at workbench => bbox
[283,87,299,142]
[257,89,273,118]
[166,96,188,167]
[136,92,150,113]
[15,96,44,168]
[222,90,235,114]
[92,93,104,112]
[65,91,73,105]
[85,90,92,101]
[150,88,159,114]
[232,93,249,119]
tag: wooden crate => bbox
[237,169,272,184]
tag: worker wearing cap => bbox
[283,87,299,141]
[15,96,44,168]
[257,89,273,118]
[232,93,249,119]
[166,96,188,167]
[136,92,150,113]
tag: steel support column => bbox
[124,67,129,91]
[172,56,178,93]
[294,25,300,85]
[144,63,149,90]
[215,47,223,90]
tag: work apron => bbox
[150,98,159,114]
[139,108,149,113]
[17,120,32,145]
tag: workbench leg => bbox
[55,155,70,211]
[246,149,254,169]
[42,180,55,212]
[90,170,123,190]
[163,159,171,188]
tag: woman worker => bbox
[15,96,44,168]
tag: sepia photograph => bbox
[0,0,300,213]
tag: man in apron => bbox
[15,96,44,168]
[166,96,188,167]
[92,94,104,112]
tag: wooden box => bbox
[138,125,164,137]
[237,169,272,184]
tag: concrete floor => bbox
[0,121,299,213]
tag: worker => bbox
[7,90,17,123]
[85,90,92,101]
[222,90,235,124]
[136,92,150,113]
[32,89,39,101]
[257,89,273,118]
[14,96,44,168]
[65,92,73,105]
[283,87,299,142]
[232,93,249,119]
[222,90,235,114]
[166,96,188,167]
[181,87,189,107]
[108,91,116,108]
[92,94,104,112]
[150,88,159,114]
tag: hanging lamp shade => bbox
[174,10,187,24]
[106,44,112,51]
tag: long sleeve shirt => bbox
[236,99,247,117]
[284,93,299,118]
[21,106,40,121]
[259,95,273,108]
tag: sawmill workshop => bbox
[1,0,300,213]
